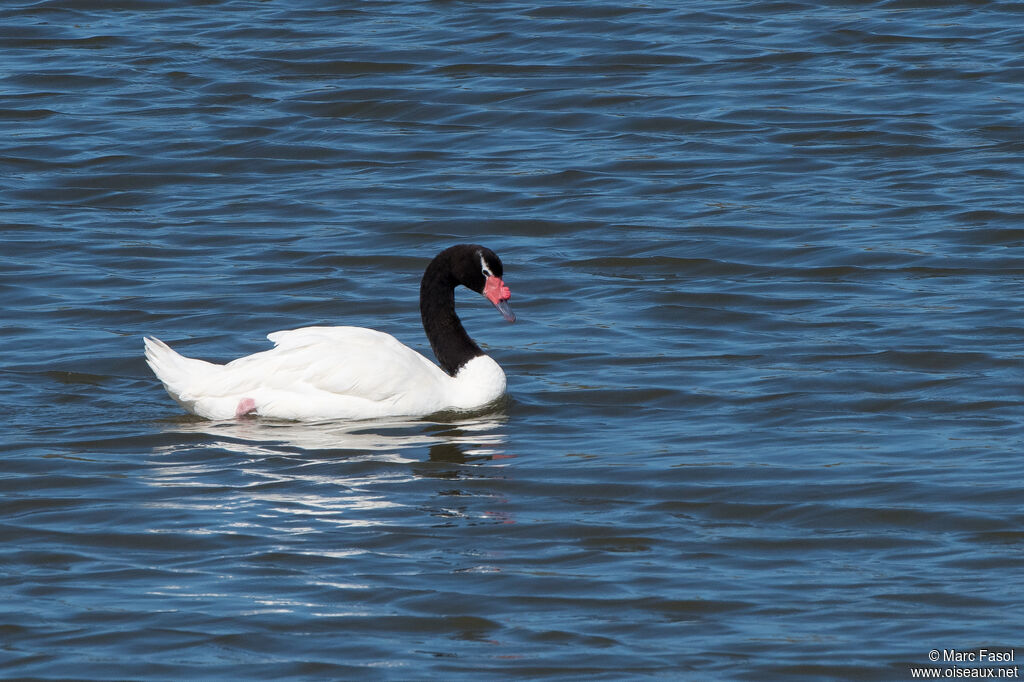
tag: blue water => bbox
[2,1,1023,679]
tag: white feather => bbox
[143,327,506,421]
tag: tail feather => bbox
[143,336,220,407]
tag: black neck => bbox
[420,253,483,376]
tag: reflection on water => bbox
[141,412,512,532]
[153,411,509,461]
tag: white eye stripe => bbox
[479,254,494,278]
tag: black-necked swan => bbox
[144,244,515,421]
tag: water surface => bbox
[2,1,1023,679]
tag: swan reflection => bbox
[153,410,509,462]
[142,410,512,538]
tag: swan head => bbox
[450,245,516,323]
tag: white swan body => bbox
[144,244,515,422]
[144,327,505,421]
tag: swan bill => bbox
[494,298,516,323]
[483,275,515,323]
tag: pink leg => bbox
[235,397,257,418]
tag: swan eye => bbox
[479,253,494,279]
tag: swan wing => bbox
[148,327,453,420]
[251,326,446,402]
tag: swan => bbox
[144,244,515,421]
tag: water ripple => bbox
[2,0,1023,678]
